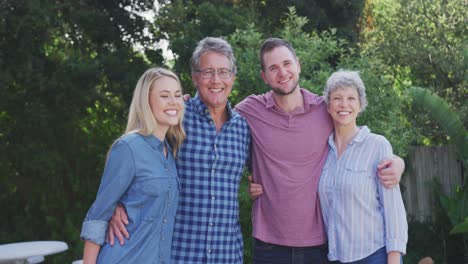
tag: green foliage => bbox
[440,186,468,231]
[228,24,265,105]
[239,171,254,263]
[406,95,466,252]
[406,87,468,168]
[0,1,157,262]
[407,86,468,259]
[255,0,366,43]
[361,0,468,144]
[405,216,466,263]
[451,217,468,234]
[437,183,468,261]
[405,219,445,263]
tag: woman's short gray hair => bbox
[323,70,368,112]
[190,37,237,74]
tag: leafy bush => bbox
[361,0,467,145]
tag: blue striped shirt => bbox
[171,95,250,263]
[318,126,407,262]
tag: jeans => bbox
[253,238,329,264]
[330,247,393,264]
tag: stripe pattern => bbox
[318,126,407,262]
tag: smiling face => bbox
[260,46,301,96]
[327,86,361,129]
[149,76,184,132]
[192,51,235,112]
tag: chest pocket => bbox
[138,177,171,221]
[344,164,376,189]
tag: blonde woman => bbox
[80,67,185,263]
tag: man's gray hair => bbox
[190,37,237,74]
[323,70,368,112]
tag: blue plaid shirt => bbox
[171,95,251,263]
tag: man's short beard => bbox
[271,83,299,96]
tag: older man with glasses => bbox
[107,37,251,264]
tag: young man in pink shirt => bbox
[235,38,404,264]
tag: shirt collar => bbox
[328,125,371,147]
[192,93,234,120]
[265,88,324,111]
[351,125,370,144]
[142,134,172,153]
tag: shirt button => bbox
[211,196,216,200]
[212,169,215,173]
[161,237,165,241]
[209,222,213,226]
[163,218,167,223]
[207,249,211,254]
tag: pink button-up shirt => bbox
[236,88,333,247]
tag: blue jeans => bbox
[253,238,329,264]
[330,247,393,264]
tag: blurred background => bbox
[0,0,466,263]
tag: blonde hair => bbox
[125,67,186,156]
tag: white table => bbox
[0,241,68,264]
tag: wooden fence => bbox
[401,145,465,222]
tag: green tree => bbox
[257,0,366,43]
[0,0,158,262]
[361,0,467,145]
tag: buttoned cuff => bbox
[386,238,406,255]
[81,220,108,245]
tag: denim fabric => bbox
[81,133,179,263]
[253,238,329,264]
[171,95,250,264]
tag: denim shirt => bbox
[81,133,179,264]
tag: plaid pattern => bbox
[171,95,250,264]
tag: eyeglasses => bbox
[196,68,233,79]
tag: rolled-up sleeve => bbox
[377,137,408,254]
[80,140,135,245]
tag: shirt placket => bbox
[158,152,172,264]
[206,111,219,261]
[328,148,339,258]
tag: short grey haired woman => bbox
[318,70,407,264]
